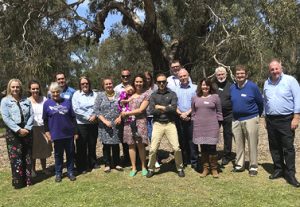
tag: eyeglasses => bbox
[157,80,167,85]
[121,75,131,78]
[81,82,89,86]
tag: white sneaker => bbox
[155,161,161,168]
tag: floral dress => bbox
[123,91,150,145]
[94,92,121,144]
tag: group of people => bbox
[1,58,299,189]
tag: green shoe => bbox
[129,170,137,177]
[142,169,148,176]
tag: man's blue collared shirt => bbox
[72,90,98,124]
[174,82,197,112]
[263,73,300,115]
[61,86,76,100]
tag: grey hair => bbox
[49,82,62,92]
[215,66,227,74]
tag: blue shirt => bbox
[47,86,75,100]
[230,80,263,121]
[174,82,197,113]
[263,73,300,115]
[1,95,33,132]
[167,75,192,92]
[72,90,98,124]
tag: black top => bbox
[149,89,178,123]
[213,80,232,118]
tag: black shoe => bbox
[269,171,283,180]
[249,170,258,177]
[285,174,300,188]
[146,170,155,178]
[93,164,100,169]
[55,175,62,182]
[232,167,245,173]
[221,157,231,166]
[68,174,76,181]
[178,170,185,178]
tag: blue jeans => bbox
[54,138,74,176]
[147,117,153,142]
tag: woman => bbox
[94,78,122,172]
[144,71,160,168]
[1,79,33,189]
[144,71,158,141]
[28,80,52,176]
[191,78,223,178]
[121,74,150,177]
[43,82,78,182]
[72,76,99,174]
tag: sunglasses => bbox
[157,80,167,84]
[121,75,131,78]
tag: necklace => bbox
[106,91,115,97]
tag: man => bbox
[55,72,75,100]
[114,69,131,93]
[264,59,300,187]
[213,67,234,165]
[146,73,185,178]
[167,60,192,91]
[114,69,131,165]
[230,65,263,176]
[174,69,199,168]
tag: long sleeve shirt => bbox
[230,80,264,121]
[263,73,300,115]
[149,89,178,123]
[72,90,97,124]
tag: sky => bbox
[72,0,122,41]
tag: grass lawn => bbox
[0,163,299,207]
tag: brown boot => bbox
[200,153,209,178]
[209,154,219,178]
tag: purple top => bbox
[43,98,77,141]
[191,94,223,145]
[118,91,132,112]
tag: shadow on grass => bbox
[32,164,55,184]
[261,162,274,175]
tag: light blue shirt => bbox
[72,90,98,124]
[114,83,126,93]
[1,95,33,132]
[167,75,192,92]
[263,73,300,115]
[174,82,197,112]
[61,86,76,100]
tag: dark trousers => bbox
[201,144,217,155]
[6,129,32,189]
[54,138,74,176]
[222,116,233,157]
[266,114,296,175]
[103,144,120,166]
[176,118,199,165]
[76,124,98,171]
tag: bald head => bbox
[269,59,282,82]
[178,68,190,85]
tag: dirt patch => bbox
[0,119,299,173]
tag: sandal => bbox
[129,170,137,177]
[142,169,148,176]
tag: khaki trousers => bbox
[148,122,183,170]
[232,116,259,170]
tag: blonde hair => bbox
[6,79,23,97]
